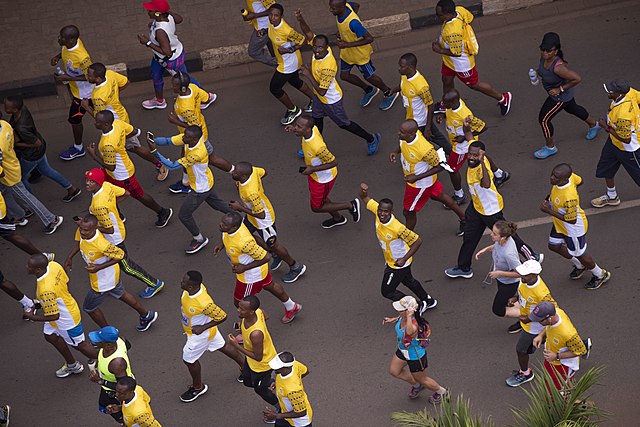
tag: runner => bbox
[85,168,165,298]
[285,115,361,229]
[391,119,465,234]
[329,0,399,111]
[64,214,159,331]
[179,270,244,403]
[263,352,313,426]
[230,161,307,283]
[358,183,437,313]
[533,32,601,159]
[86,110,173,228]
[242,0,278,67]
[295,9,381,155]
[383,296,449,403]
[541,163,611,290]
[267,3,314,125]
[109,377,162,427]
[213,211,302,324]
[432,0,512,114]
[51,25,93,161]
[24,254,98,377]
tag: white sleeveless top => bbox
[149,15,183,61]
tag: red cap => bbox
[85,168,105,186]
[143,0,170,13]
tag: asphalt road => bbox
[1,2,639,426]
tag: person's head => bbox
[237,295,260,318]
[85,168,105,192]
[89,325,120,350]
[27,253,49,276]
[231,161,253,183]
[115,376,137,403]
[171,71,191,94]
[329,0,347,17]
[268,3,284,26]
[78,214,99,239]
[291,114,314,137]
[219,211,243,234]
[180,270,203,293]
[312,34,330,60]
[182,125,203,147]
[435,0,456,22]
[516,260,542,284]
[491,220,517,244]
[539,32,564,61]
[529,301,557,325]
[3,95,24,115]
[442,89,460,109]
[377,198,394,224]
[398,119,419,142]
[467,141,486,168]
[604,79,630,102]
[94,109,114,131]
[58,25,80,48]
[143,0,171,19]
[550,163,572,186]
[87,63,107,84]
[398,53,418,76]
[268,351,295,375]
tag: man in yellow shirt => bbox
[329,0,399,111]
[242,0,278,67]
[592,79,640,207]
[263,352,313,426]
[432,0,512,115]
[540,163,611,290]
[358,183,437,314]
[111,377,161,427]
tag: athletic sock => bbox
[437,386,447,395]
[193,233,204,242]
[182,172,190,186]
[570,257,585,269]
[607,186,617,199]
[68,361,79,368]
[364,86,374,94]
[520,368,531,375]
[412,383,422,389]
[283,298,296,311]
[494,169,504,178]
[454,189,464,198]
[19,295,34,309]
[591,264,604,278]
[74,143,84,151]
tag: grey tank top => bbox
[538,57,574,102]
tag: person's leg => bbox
[129,144,163,169]
[517,351,530,372]
[5,231,43,255]
[288,71,314,100]
[119,253,160,289]
[252,368,279,405]
[389,353,416,384]
[248,29,277,67]
[0,276,31,303]
[618,148,640,186]
[399,265,430,302]
[72,123,84,147]
[340,121,375,142]
[19,158,37,193]
[75,340,99,359]
[441,74,455,96]
[218,342,245,368]
[329,99,375,143]
[312,198,352,216]
[410,370,443,393]
[380,265,408,301]
[314,116,325,134]
[33,155,73,190]
[8,182,56,226]
[269,71,296,109]
[150,56,166,101]
[432,192,466,221]
[593,138,622,204]
[456,206,486,271]
[538,97,564,149]
[203,187,233,214]
[429,121,452,154]
[403,210,418,231]
[99,388,123,423]
[271,241,295,266]
[563,98,597,128]
[340,68,370,91]
[44,332,76,365]
[118,291,149,317]
[179,192,207,240]
[0,185,26,219]
[510,231,536,261]
[468,81,503,101]
[365,73,391,94]
[492,281,518,317]
[184,360,203,388]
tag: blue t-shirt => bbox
[337,2,368,38]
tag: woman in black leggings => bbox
[533,32,601,159]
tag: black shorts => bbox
[395,348,428,372]
[98,387,122,423]
[269,70,304,98]
[595,138,640,185]
[243,216,278,247]
[67,97,87,125]
[516,330,538,354]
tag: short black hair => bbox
[400,53,417,67]
[379,198,394,208]
[470,141,486,151]
[173,71,191,88]
[5,95,24,109]
[243,295,261,310]
[89,62,107,78]
[83,213,99,226]
[95,109,114,123]
[226,211,243,227]
[61,25,80,39]
[117,376,137,391]
[269,3,284,13]
[437,0,456,14]
[186,270,202,285]
[185,125,203,139]
[297,114,315,128]
[314,34,330,46]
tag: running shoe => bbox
[0,404,10,427]
[281,303,302,324]
[139,280,165,299]
[584,270,611,290]
[408,384,424,399]
[367,133,381,156]
[13,217,28,227]
[456,220,465,237]
[360,87,379,107]
[498,92,512,116]
[303,100,313,113]
[321,216,347,229]
[585,123,602,140]
[451,192,468,206]
[444,267,473,279]
[137,311,158,332]
[200,93,217,110]
[270,255,283,270]
[169,181,191,194]
[507,321,522,334]
[59,146,85,161]
[428,390,447,404]
[350,199,361,223]
[494,171,511,188]
[156,165,169,182]
[142,98,167,110]
[282,264,306,284]
[569,266,586,280]
[185,237,209,254]
[44,216,64,235]
[155,208,173,228]
[280,107,302,126]
[56,362,84,378]
[420,298,437,315]
[62,188,82,202]
[531,253,544,264]
[379,92,400,111]
[582,338,592,360]
[24,210,34,218]
[506,370,534,387]
[533,146,558,159]
[180,384,208,402]
[591,194,620,208]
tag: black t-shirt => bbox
[9,106,47,161]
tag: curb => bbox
[1,0,551,101]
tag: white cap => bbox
[516,260,542,276]
[392,296,419,312]
[268,352,295,370]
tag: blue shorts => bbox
[312,97,351,127]
[340,59,376,79]
[548,225,587,257]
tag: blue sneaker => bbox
[444,267,473,279]
[169,180,191,194]
[533,146,558,159]
[59,146,85,161]
[367,133,381,156]
[360,87,380,107]
[585,123,602,140]
[297,149,304,158]
[379,92,400,111]
[139,280,164,299]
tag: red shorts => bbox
[308,176,335,210]
[543,360,575,391]
[447,151,468,172]
[403,181,443,212]
[234,273,273,302]
[104,173,145,199]
[441,63,479,86]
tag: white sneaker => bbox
[56,362,84,378]
[200,93,217,109]
[142,98,167,110]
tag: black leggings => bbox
[270,70,304,98]
[538,96,589,139]
[492,279,519,317]
[242,359,278,406]
[315,117,373,143]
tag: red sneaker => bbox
[281,304,302,324]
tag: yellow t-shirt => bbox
[99,120,136,181]
[275,361,313,427]
[0,189,6,220]
[301,127,337,184]
[122,386,161,427]
[628,87,640,107]
[0,120,21,186]
[366,199,419,269]
[241,308,277,373]
[467,157,503,216]
[181,284,226,339]
[550,173,588,237]
[311,44,343,105]
[173,83,210,141]
[545,308,586,370]
[92,70,130,124]
[336,3,373,66]
[245,0,275,30]
[439,6,476,72]
[173,138,213,193]
[238,166,276,229]
[400,131,440,189]
[401,71,433,127]
[517,277,556,334]
[446,99,485,154]
[61,38,94,99]
[90,182,126,245]
[222,223,269,284]
[76,229,125,292]
[36,262,82,330]
[268,18,304,74]
[607,95,640,151]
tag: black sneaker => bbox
[303,100,313,113]
[136,311,158,332]
[569,266,586,280]
[350,199,361,223]
[582,338,592,360]
[62,188,82,202]
[185,237,209,254]
[180,384,208,402]
[24,209,34,218]
[44,216,64,235]
[494,171,511,188]
[280,107,302,126]
[451,193,468,206]
[456,220,465,237]
[507,321,522,334]
[321,216,347,229]
[420,298,437,315]
[155,208,173,228]
[584,270,611,290]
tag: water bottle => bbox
[56,66,69,85]
[528,68,539,86]
[88,359,97,375]
[241,8,252,24]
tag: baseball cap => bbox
[268,352,295,370]
[392,296,419,312]
[515,260,542,276]
[539,32,560,50]
[85,168,105,186]
[603,79,630,94]
[143,0,170,13]
[89,326,120,343]
[529,301,556,322]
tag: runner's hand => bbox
[137,34,150,45]
[213,243,224,255]
[229,200,243,211]
[191,325,206,335]
[389,152,398,163]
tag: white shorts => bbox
[182,328,225,363]
[43,322,86,346]
[549,225,587,257]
